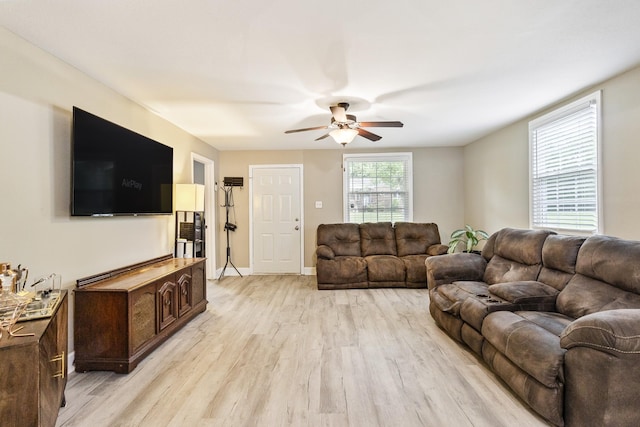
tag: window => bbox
[343,153,413,223]
[529,91,601,233]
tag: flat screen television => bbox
[71,107,173,216]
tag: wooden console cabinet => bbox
[74,256,206,374]
[0,291,68,427]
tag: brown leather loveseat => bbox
[426,227,640,427]
[316,222,447,290]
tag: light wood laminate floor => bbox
[57,275,550,427]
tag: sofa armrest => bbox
[426,252,487,290]
[487,281,559,311]
[560,309,640,355]
[316,245,336,260]
[560,309,640,427]
[427,244,449,256]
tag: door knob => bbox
[295,226,299,230]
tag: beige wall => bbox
[218,147,465,270]
[464,64,640,239]
[0,28,218,351]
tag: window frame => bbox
[342,152,413,224]
[528,90,602,234]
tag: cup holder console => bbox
[475,293,504,304]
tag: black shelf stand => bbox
[219,186,241,279]
[175,211,205,258]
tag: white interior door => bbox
[251,166,303,274]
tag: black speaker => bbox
[223,177,244,187]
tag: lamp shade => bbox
[330,128,358,145]
[175,184,205,211]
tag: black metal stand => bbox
[218,187,241,279]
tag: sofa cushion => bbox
[316,257,368,285]
[431,281,489,316]
[555,235,640,319]
[575,234,640,294]
[488,281,559,304]
[400,254,428,284]
[360,222,397,256]
[483,255,543,285]
[556,274,640,319]
[317,223,361,257]
[365,255,405,283]
[482,311,571,388]
[483,228,554,285]
[538,234,586,291]
[316,245,335,260]
[395,222,441,256]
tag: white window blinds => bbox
[529,92,601,233]
[343,153,413,223]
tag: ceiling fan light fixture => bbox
[330,128,358,145]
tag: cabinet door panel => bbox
[131,287,157,352]
[177,271,192,317]
[192,263,206,307]
[157,280,177,330]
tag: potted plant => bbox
[447,225,489,254]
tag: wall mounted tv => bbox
[71,107,173,216]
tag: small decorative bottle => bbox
[1,263,17,293]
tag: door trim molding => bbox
[249,164,304,274]
[191,153,216,278]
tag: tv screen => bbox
[71,107,173,216]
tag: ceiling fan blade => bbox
[358,121,404,128]
[330,105,348,123]
[284,125,328,134]
[315,133,331,141]
[358,128,382,141]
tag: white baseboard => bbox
[214,267,316,278]
[68,350,75,375]
[214,267,251,279]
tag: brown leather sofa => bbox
[426,227,640,427]
[316,222,448,289]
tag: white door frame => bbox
[249,164,304,274]
[191,153,216,279]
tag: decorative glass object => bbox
[0,291,34,339]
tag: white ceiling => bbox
[2,1,640,151]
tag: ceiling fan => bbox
[284,102,403,145]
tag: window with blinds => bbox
[343,153,413,223]
[529,91,601,233]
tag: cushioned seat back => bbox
[360,222,397,256]
[317,223,361,256]
[483,228,555,285]
[538,234,586,290]
[394,222,441,256]
[557,235,640,318]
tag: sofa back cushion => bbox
[557,235,640,318]
[538,234,586,290]
[483,228,555,285]
[395,222,441,257]
[360,222,397,256]
[317,223,361,257]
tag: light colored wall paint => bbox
[218,147,465,269]
[464,64,640,240]
[0,28,218,352]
